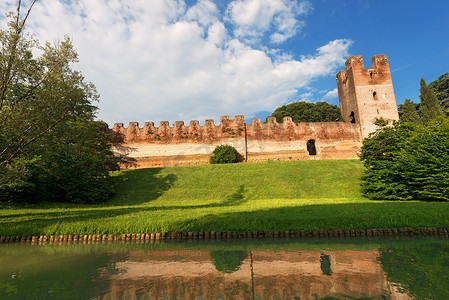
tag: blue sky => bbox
[1,0,448,126]
[301,1,449,108]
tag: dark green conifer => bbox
[400,99,421,124]
[429,73,449,115]
[419,78,442,124]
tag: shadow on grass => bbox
[0,185,250,234]
[222,185,246,206]
[0,168,177,210]
[169,201,449,232]
[108,168,178,206]
[2,200,449,235]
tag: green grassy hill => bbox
[110,159,364,206]
[1,160,449,235]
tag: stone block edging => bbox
[1,227,448,244]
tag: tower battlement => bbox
[336,55,399,139]
[338,55,392,87]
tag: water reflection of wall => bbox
[98,250,412,300]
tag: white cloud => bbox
[0,0,350,126]
[296,90,315,102]
[207,21,228,46]
[226,0,311,44]
[322,88,338,100]
[185,0,219,27]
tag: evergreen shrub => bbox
[210,145,239,164]
[360,117,449,201]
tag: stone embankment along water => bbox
[1,227,449,244]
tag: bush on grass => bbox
[209,145,239,164]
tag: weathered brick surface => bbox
[337,55,399,139]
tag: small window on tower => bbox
[373,91,378,100]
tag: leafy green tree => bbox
[269,101,342,123]
[399,99,421,124]
[429,73,449,115]
[419,78,442,124]
[24,121,122,203]
[0,2,123,203]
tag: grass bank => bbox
[1,160,449,236]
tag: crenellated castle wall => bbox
[112,115,362,168]
[113,115,246,144]
[112,54,397,168]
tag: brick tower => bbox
[336,55,399,139]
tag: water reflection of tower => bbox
[250,251,255,300]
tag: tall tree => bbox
[1,1,96,165]
[428,73,449,115]
[269,101,342,123]
[0,2,123,203]
[399,99,421,124]
[419,78,442,124]
[399,117,449,201]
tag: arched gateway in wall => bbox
[112,55,399,168]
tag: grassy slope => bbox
[1,160,449,235]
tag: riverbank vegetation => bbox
[1,160,449,236]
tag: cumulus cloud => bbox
[322,88,339,100]
[0,0,351,126]
[185,0,219,27]
[226,0,311,44]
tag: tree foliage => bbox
[359,122,415,200]
[364,74,448,201]
[269,101,342,123]
[399,99,421,124]
[398,118,449,201]
[360,118,449,201]
[419,78,442,124]
[209,145,239,164]
[429,72,449,115]
[0,2,123,203]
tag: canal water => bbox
[0,236,448,299]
